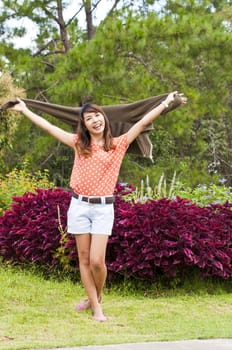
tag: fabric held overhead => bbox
[1,93,183,160]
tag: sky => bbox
[1,0,164,49]
[1,0,121,49]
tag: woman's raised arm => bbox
[10,98,74,148]
[126,91,187,145]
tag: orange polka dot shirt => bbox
[70,134,129,196]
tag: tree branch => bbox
[32,39,61,57]
[98,0,121,26]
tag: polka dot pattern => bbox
[70,134,128,196]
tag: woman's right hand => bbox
[9,98,27,112]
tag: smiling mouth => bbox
[93,123,102,130]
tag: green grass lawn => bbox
[0,264,232,350]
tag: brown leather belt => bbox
[72,192,115,204]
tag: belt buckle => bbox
[87,196,94,205]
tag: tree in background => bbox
[0,0,232,187]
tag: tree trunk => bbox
[83,0,95,40]
[57,0,71,52]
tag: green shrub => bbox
[172,180,232,207]
[0,164,54,214]
[124,174,232,206]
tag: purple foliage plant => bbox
[0,186,231,281]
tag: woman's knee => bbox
[90,256,105,271]
[78,249,90,266]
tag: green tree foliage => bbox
[0,1,232,187]
[47,3,232,185]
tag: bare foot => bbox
[92,303,107,322]
[76,299,91,311]
[76,296,102,312]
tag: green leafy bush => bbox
[172,180,232,207]
[0,164,54,214]
[125,174,232,207]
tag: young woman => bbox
[10,91,187,322]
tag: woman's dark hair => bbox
[75,103,115,156]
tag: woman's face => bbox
[83,111,105,135]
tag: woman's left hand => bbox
[177,92,188,105]
[165,91,188,106]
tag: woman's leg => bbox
[75,234,97,309]
[89,234,109,320]
[75,234,108,321]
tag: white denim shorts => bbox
[67,195,115,235]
